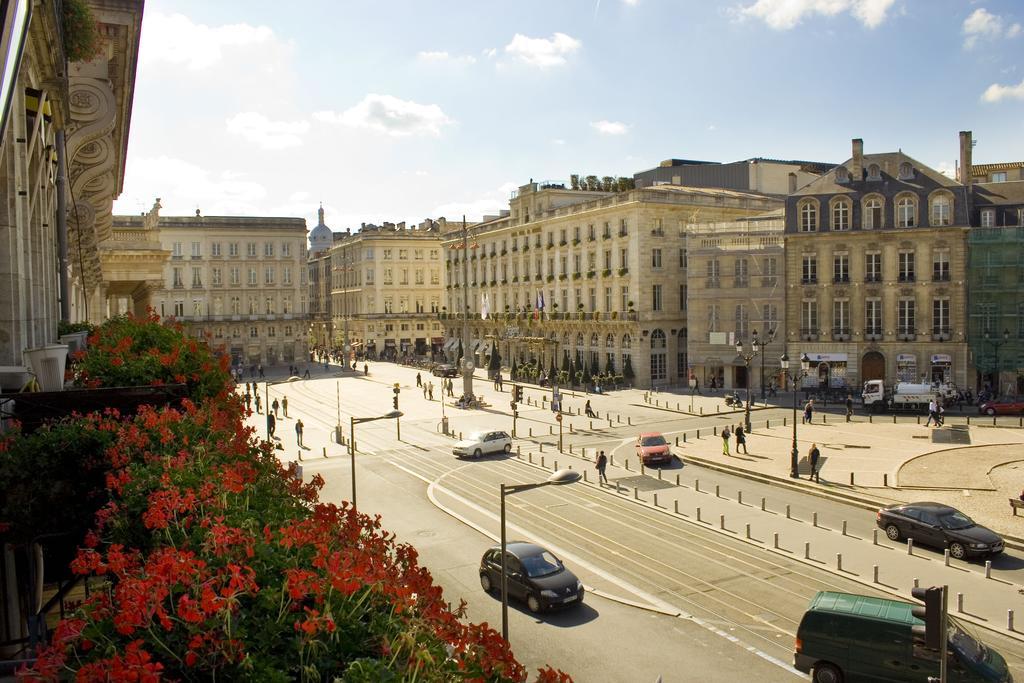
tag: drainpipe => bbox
[56,129,69,323]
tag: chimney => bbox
[788,172,797,194]
[850,138,864,181]
[959,131,973,185]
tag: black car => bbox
[432,364,459,377]
[876,502,1004,560]
[479,542,584,613]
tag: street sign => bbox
[555,413,563,422]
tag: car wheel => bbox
[812,662,843,683]
[480,574,493,593]
[949,542,967,560]
[884,524,901,541]
[473,448,483,459]
[986,407,996,416]
[503,443,512,454]
[527,594,542,613]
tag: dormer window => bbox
[835,166,849,184]
[867,164,882,181]
[898,162,914,180]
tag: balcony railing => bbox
[799,328,819,341]
[832,275,850,284]
[864,329,883,341]
[931,329,952,341]
[831,327,851,340]
[897,329,917,341]
[864,274,882,283]
[897,273,915,283]
[932,270,951,282]
[800,277,818,285]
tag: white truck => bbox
[861,380,939,413]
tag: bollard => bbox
[608,418,613,428]
[773,532,779,549]
[529,453,534,463]
[696,507,702,522]
[695,479,701,493]
[570,424,575,434]
[322,446,327,458]
[714,426,718,436]
[720,514,725,530]
[916,415,920,425]
[459,431,463,440]
[590,421,594,430]
[517,445,521,455]
[641,464,646,476]
[745,523,750,539]
[873,529,878,545]
[715,485,720,498]
[675,474,680,486]
[914,577,919,588]
[677,402,680,411]
[804,542,811,559]
[842,520,848,536]
[873,565,879,583]
[697,429,700,439]
[683,432,687,442]
[583,470,588,483]
[824,414,827,424]
[540,443,545,453]
[541,456,545,467]
[616,482,622,494]
[658,468,663,481]
[944,549,950,566]
[761,497,766,511]
[569,444,573,453]
[653,493,659,507]
[893,415,897,424]
[957,593,963,613]
[625,460,630,471]
[784,417,787,427]
[786,504,791,519]
[634,487,639,500]
[985,560,992,579]
[883,473,888,487]
[813,512,818,527]
[850,472,855,486]
[610,455,615,466]
[837,554,842,571]
[1010,610,1015,632]
[869,414,873,423]
[628,417,632,426]
[298,450,303,462]
[674,500,679,514]
[549,425,554,435]
[554,460,559,471]
[529,427,533,437]
[675,436,679,446]
[907,538,914,555]
[738,490,743,505]
[700,406,703,415]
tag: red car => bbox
[635,432,673,466]
[978,397,1024,416]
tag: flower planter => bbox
[23,344,69,392]
[59,330,89,355]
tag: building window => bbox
[832,199,850,231]
[282,243,291,257]
[762,304,778,332]
[898,299,916,336]
[211,243,221,257]
[172,242,183,258]
[896,195,917,228]
[173,301,184,317]
[706,259,720,288]
[980,209,995,228]
[212,268,222,285]
[679,284,687,311]
[867,164,881,181]
[191,242,201,258]
[619,218,627,236]
[801,300,818,336]
[264,242,274,257]
[864,197,883,229]
[734,258,748,287]
[620,248,628,268]
[191,267,202,288]
[734,304,748,338]
[172,267,183,288]
[932,250,950,281]
[650,329,667,381]
[832,300,850,335]
[865,299,882,336]
[679,248,687,267]
[801,255,817,284]
[228,242,239,257]
[651,248,662,268]
[832,254,849,283]
[991,171,1008,182]
[250,327,258,338]
[933,298,950,335]
[799,201,818,232]
[898,162,914,180]
[247,242,257,257]
[283,267,292,285]
[604,287,612,311]
[652,284,662,311]
[264,267,275,285]
[708,304,720,333]
[866,252,882,282]
[930,195,952,226]
[898,252,915,282]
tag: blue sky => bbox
[113,0,1024,229]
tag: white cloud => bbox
[483,47,498,58]
[1008,23,1022,38]
[314,94,453,137]
[431,182,517,221]
[505,32,581,67]
[707,124,717,131]
[552,138,566,145]
[736,0,896,30]
[113,156,267,217]
[962,8,1021,48]
[416,50,476,64]
[590,120,630,135]
[225,112,309,150]
[934,161,956,179]
[288,191,311,202]
[622,0,641,5]
[981,78,1024,103]
[140,12,275,70]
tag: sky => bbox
[112,0,1024,231]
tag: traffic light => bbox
[514,385,523,402]
[393,383,400,410]
[393,396,399,410]
[911,586,943,650]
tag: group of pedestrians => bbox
[924,399,946,427]
[720,424,748,456]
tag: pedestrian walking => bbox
[272,398,280,417]
[937,404,945,427]
[282,396,289,418]
[364,363,369,376]
[295,419,304,447]
[244,392,251,411]
[254,394,262,414]
[803,399,814,424]
[416,372,422,387]
[422,382,428,399]
[585,400,596,418]
[428,382,434,400]
[735,424,747,454]
[267,411,276,439]
[925,399,938,427]
[258,364,265,379]
[808,443,821,482]
[497,374,503,391]
[596,450,609,485]
[447,379,454,397]
[302,366,311,379]
[721,426,731,456]
[845,394,854,422]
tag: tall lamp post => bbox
[348,410,403,510]
[264,375,301,441]
[781,353,811,478]
[735,331,761,433]
[500,468,581,641]
[983,328,1010,394]
[760,328,777,401]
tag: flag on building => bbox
[535,291,544,320]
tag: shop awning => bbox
[443,338,459,352]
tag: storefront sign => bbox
[930,354,952,364]
[805,353,848,362]
[897,353,917,362]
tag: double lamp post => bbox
[781,352,811,478]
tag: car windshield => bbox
[641,436,667,446]
[948,618,985,663]
[937,511,974,530]
[466,432,487,442]
[520,550,563,578]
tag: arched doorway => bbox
[861,351,885,384]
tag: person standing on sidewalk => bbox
[808,443,820,482]
[416,372,422,388]
[845,394,854,422]
[596,451,608,485]
[735,424,748,454]
[428,382,434,401]
[272,398,280,418]
[925,399,937,427]
[803,399,814,424]
[255,394,262,414]
[295,419,304,448]
[721,426,731,456]
[282,395,289,418]
[267,411,276,439]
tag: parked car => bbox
[876,502,1004,560]
[977,397,1024,416]
[432,364,460,377]
[453,431,512,458]
[479,542,584,613]
[635,432,673,466]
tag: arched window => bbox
[898,162,914,180]
[896,195,917,228]
[834,166,849,183]
[650,329,666,349]
[622,333,632,349]
[799,200,818,232]
[576,332,584,348]
[831,198,850,231]
[590,333,599,347]
[930,194,952,226]
[863,196,883,229]
[650,329,666,381]
[606,333,615,348]
[867,164,882,181]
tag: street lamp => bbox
[760,328,777,401]
[983,328,1010,393]
[735,331,761,433]
[349,410,403,510]
[264,375,301,441]
[781,353,811,478]
[499,468,581,641]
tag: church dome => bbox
[308,204,333,254]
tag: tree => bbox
[488,343,501,377]
[570,174,580,190]
[582,361,592,387]
[623,355,635,382]
[548,358,557,383]
[616,176,635,192]
[601,176,615,192]
[590,356,599,378]
[585,175,600,191]
[510,359,518,381]
[562,351,571,376]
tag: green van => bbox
[795,591,1012,682]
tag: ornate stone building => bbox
[114,209,309,368]
[441,180,781,388]
[307,205,335,348]
[327,219,445,361]
[783,138,972,390]
[0,0,148,372]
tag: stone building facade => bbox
[441,180,781,388]
[685,212,787,391]
[783,138,972,390]
[326,220,445,361]
[113,211,310,369]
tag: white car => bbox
[453,430,513,458]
